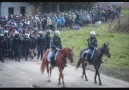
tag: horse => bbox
[76,43,111,86]
[40,47,74,87]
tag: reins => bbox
[57,48,68,60]
[95,48,103,55]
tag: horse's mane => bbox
[59,48,69,61]
[92,45,104,61]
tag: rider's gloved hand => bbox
[94,47,97,49]
[56,48,60,51]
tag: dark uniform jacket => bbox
[45,34,51,49]
[22,37,31,48]
[0,36,4,48]
[37,36,46,47]
[51,36,62,50]
[30,37,37,49]
[13,35,21,47]
[87,37,97,50]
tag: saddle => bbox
[81,49,94,64]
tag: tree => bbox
[27,2,96,13]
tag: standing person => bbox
[22,33,31,61]
[48,30,62,68]
[8,35,14,60]
[37,31,46,60]
[30,33,37,59]
[0,34,4,63]
[13,32,21,61]
[44,30,52,52]
[19,34,23,59]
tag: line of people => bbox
[0,29,52,63]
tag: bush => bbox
[110,16,129,33]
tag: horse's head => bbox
[102,43,111,58]
[66,47,74,63]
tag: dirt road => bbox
[0,58,129,88]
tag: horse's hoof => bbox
[99,82,102,86]
[85,79,88,81]
[58,82,61,85]
[63,85,66,88]
[48,80,51,82]
[94,81,97,84]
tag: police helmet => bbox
[39,31,43,34]
[54,30,60,36]
[90,31,95,37]
[46,30,51,35]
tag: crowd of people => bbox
[0,3,122,63]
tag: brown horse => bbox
[40,47,74,87]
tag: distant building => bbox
[0,2,32,17]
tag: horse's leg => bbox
[94,65,98,84]
[97,64,102,86]
[58,67,61,85]
[84,62,88,81]
[60,69,65,87]
[47,63,51,82]
[58,72,61,85]
[50,66,52,77]
[58,68,65,87]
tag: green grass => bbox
[60,24,129,71]
[121,10,129,17]
[58,10,129,71]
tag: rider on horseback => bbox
[82,31,104,64]
[82,31,98,63]
[49,30,62,68]
[87,31,97,62]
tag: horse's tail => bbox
[40,57,46,74]
[76,58,82,70]
[40,49,49,74]
[76,49,84,70]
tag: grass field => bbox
[60,24,129,70]
[52,10,129,82]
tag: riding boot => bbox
[50,61,54,69]
[87,54,92,64]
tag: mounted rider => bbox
[82,31,104,64]
[48,30,62,68]
[82,31,97,63]
[87,31,97,61]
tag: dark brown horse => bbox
[76,43,111,86]
[40,48,74,87]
